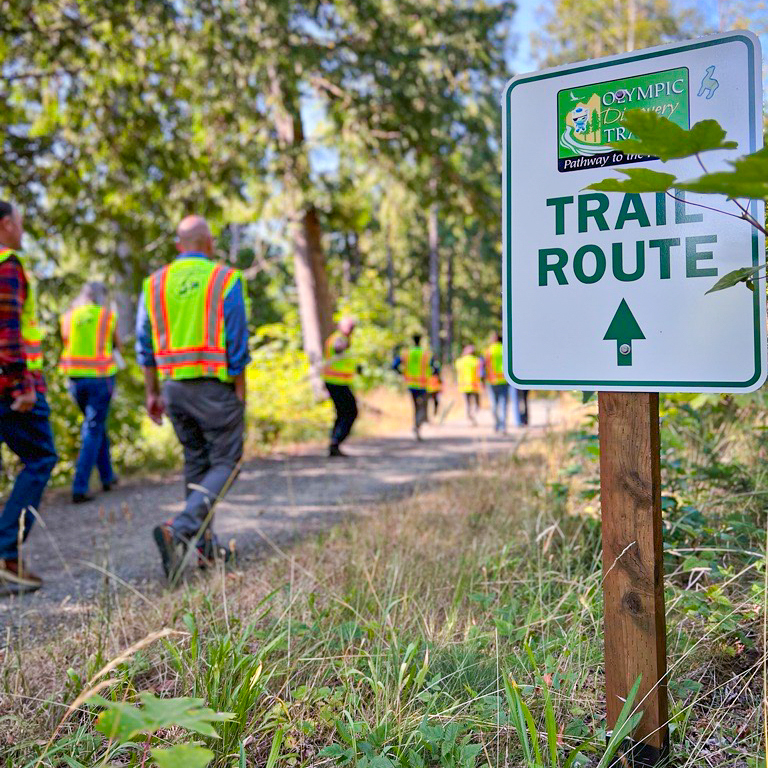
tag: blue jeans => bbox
[0,393,58,559]
[69,376,115,496]
[489,384,509,432]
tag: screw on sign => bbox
[502,32,764,766]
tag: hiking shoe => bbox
[197,531,235,569]
[72,493,94,504]
[152,523,185,580]
[0,558,42,592]
[329,445,346,458]
[102,477,119,492]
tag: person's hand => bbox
[146,393,165,425]
[10,388,37,413]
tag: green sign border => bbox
[503,34,763,389]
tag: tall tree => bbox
[531,0,698,67]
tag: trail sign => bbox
[502,31,765,393]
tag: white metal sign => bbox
[502,32,765,392]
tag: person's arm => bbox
[0,257,36,411]
[112,311,122,353]
[143,365,165,424]
[222,273,250,403]
[135,292,164,423]
[392,354,402,373]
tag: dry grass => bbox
[1,404,765,767]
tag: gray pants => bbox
[163,379,244,542]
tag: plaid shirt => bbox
[0,253,45,399]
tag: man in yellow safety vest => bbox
[484,331,528,431]
[136,215,250,580]
[59,282,121,503]
[322,317,358,457]
[456,344,482,426]
[393,333,438,440]
[0,201,58,593]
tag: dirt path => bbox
[1,399,560,632]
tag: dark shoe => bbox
[153,523,185,580]
[197,530,235,569]
[0,558,42,592]
[72,493,95,504]
[102,477,119,492]
[329,445,346,457]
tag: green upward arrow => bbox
[603,299,645,366]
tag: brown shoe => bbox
[152,523,184,581]
[0,558,43,592]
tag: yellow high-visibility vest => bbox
[59,304,117,377]
[144,258,243,381]
[403,346,429,390]
[0,248,43,371]
[323,331,357,386]
[484,341,505,385]
[456,354,481,394]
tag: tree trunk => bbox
[446,245,454,363]
[386,221,395,308]
[428,191,440,359]
[114,239,135,341]
[268,65,334,397]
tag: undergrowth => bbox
[1,393,765,767]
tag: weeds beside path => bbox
[0,398,560,635]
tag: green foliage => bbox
[91,692,233,742]
[151,744,215,768]
[586,168,676,194]
[610,112,738,161]
[591,114,767,292]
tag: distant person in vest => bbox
[322,317,359,458]
[456,344,482,426]
[0,201,58,593]
[59,282,120,503]
[136,215,250,581]
[426,366,442,421]
[393,334,437,440]
[484,331,510,433]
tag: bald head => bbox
[176,215,213,256]
[338,316,357,336]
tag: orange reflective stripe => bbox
[96,308,111,358]
[151,268,170,352]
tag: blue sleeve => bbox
[392,355,403,373]
[223,276,251,376]
[135,292,156,367]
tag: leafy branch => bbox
[586,110,766,292]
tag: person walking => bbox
[136,215,250,580]
[323,317,358,458]
[393,333,436,440]
[456,344,482,425]
[426,368,442,421]
[484,331,509,433]
[0,201,57,593]
[59,282,120,503]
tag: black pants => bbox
[326,383,358,447]
[516,389,530,426]
[410,389,428,431]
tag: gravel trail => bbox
[0,400,558,633]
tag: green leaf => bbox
[705,265,764,294]
[678,148,768,199]
[91,693,234,744]
[151,744,215,768]
[586,168,677,193]
[611,112,737,161]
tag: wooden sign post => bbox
[598,393,668,765]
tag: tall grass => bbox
[1,396,765,767]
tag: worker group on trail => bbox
[0,201,526,596]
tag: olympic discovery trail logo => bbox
[557,67,690,172]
